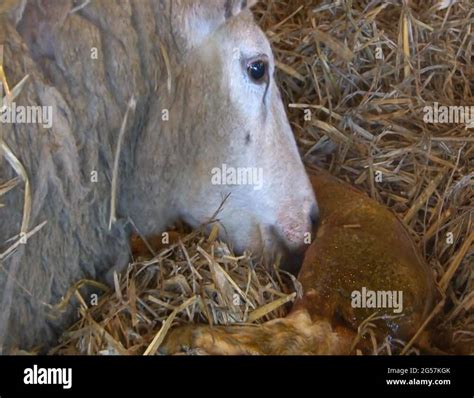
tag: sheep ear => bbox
[172,0,258,52]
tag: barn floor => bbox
[43,0,473,355]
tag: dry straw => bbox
[51,224,298,355]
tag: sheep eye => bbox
[247,60,267,83]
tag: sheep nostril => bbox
[310,203,320,231]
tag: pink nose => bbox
[275,200,319,251]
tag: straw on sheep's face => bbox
[165,1,319,261]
